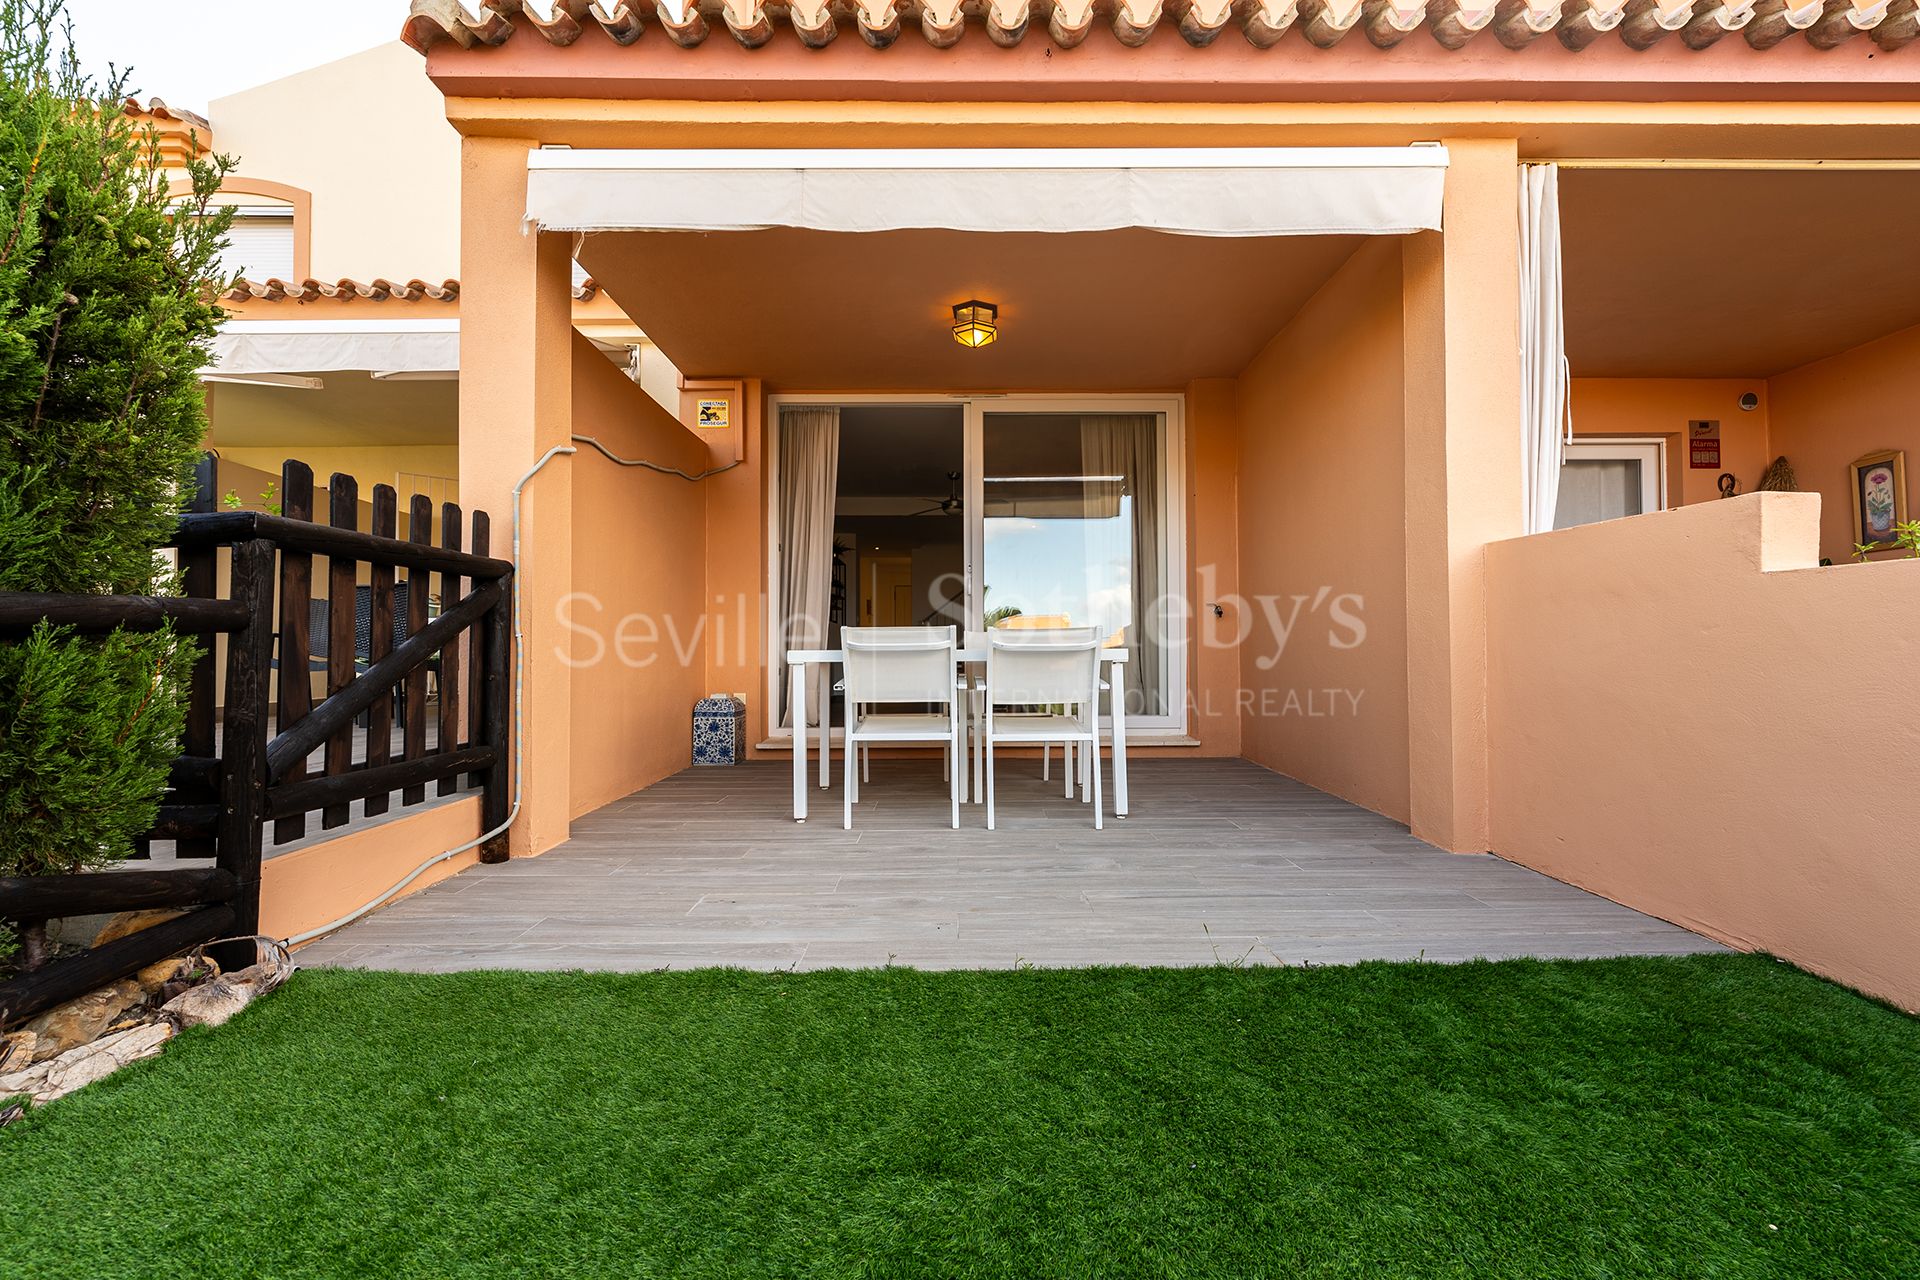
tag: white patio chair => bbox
[984,626,1104,831]
[841,626,963,831]
[855,674,970,791]
[849,686,970,790]
[982,616,1121,803]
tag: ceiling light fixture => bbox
[951,299,998,349]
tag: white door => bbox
[1554,439,1666,530]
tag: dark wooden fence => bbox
[0,458,513,1027]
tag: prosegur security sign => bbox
[697,399,730,430]
[1689,419,1720,469]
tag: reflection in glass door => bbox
[973,410,1168,718]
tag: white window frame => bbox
[1558,437,1668,528]
[765,392,1189,743]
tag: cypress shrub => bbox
[0,0,233,968]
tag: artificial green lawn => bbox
[2,954,1915,1279]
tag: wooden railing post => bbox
[466,512,490,786]
[273,462,316,844]
[164,453,221,860]
[218,539,275,937]
[321,474,359,830]
[478,555,512,865]
[437,502,465,797]
[403,495,432,805]
[364,485,398,817]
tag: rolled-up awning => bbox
[211,319,460,376]
[525,146,1450,238]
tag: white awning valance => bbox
[525,146,1450,238]
[211,319,460,376]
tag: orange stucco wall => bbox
[1186,376,1242,758]
[699,382,771,750]
[1487,493,1920,1012]
[264,798,483,945]
[459,136,575,856]
[567,331,712,818]
[1569,379,1771,508]
[1400,139,1526,853]
[1768,321,1920,566]
[1235,240,1411,822]
[1572,326,1920,567]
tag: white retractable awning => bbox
[211,319,460,376]
[525,146,1450,238]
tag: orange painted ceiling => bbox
[1561,168,1920,378]
[577,226,1362,390]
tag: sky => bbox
[63,0,403,113]
[983,508,1133,634]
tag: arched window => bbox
[170,177,313,281]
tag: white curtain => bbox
[779,406,840,730]
[1520,163,1572,536]
[1553,459,1645,531]
[1080,414,1164,718]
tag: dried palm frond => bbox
[1757,456,1798,492]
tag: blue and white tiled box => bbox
[692,694,747,766]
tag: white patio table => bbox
[785,633,1129,823]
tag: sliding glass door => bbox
[770,396,1185,737]
[972,408,1172,721]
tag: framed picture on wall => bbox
[1849,450,1909,550]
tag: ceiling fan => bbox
[908,471,964,517]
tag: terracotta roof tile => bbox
[222,277,462,304]
[123,96,212,133]
[400,0,1918,52]
[220,276,602,303]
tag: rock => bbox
[160,941,291,1031]
[0,1030,36,1073]
[227,958,293,996]
[0,1022,172,1104]
[161,978,257,1030]
[135,955,202,993]
[155,978,198,1006]
[93,909,184,947]
[22,978,146,1061]
[0,1062,38,1098]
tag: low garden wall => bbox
[1486,493,1920,1012]
[260,796,484,945]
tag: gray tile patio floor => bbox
[294,757,1724,972]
